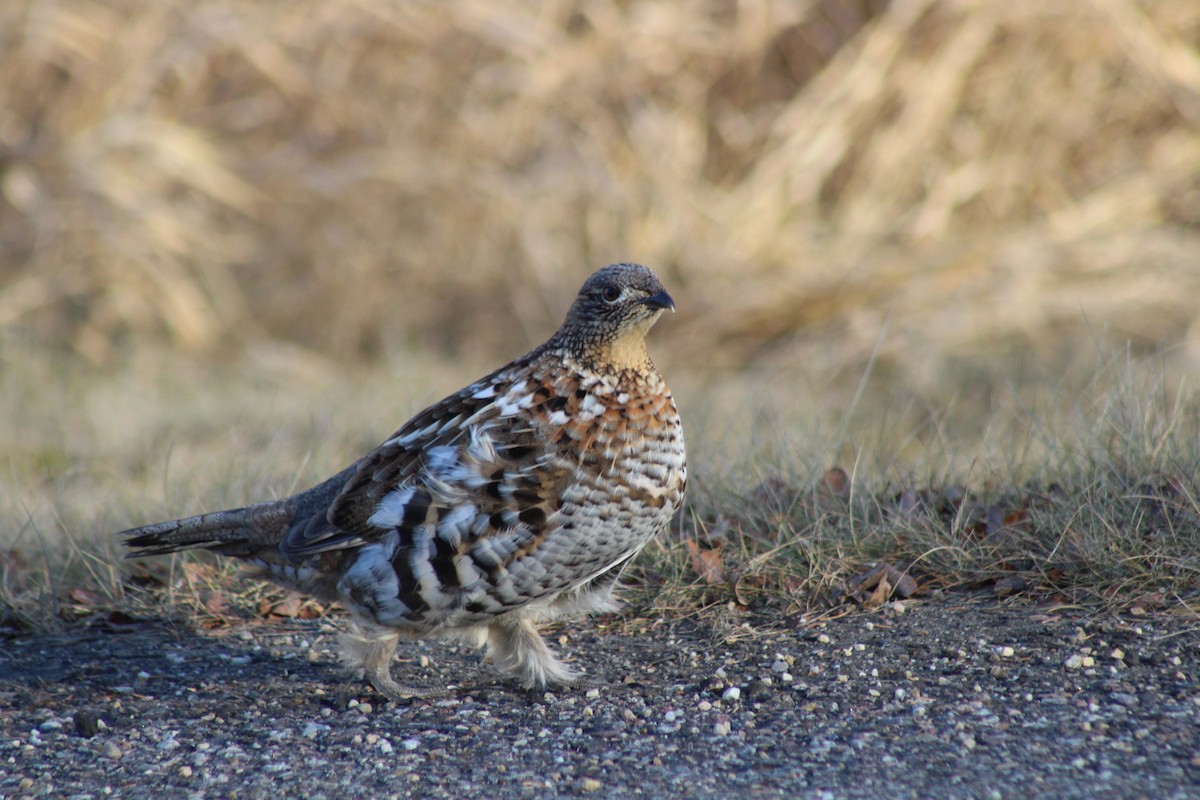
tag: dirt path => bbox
[2,599,1198,799]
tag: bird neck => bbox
[547,329,655,377]
[596,328,653,373]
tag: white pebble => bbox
[721,687,741,702]
[302,722,329,739]
[401,738,420,751]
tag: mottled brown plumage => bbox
[121,263,686,699]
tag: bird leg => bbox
[339,627,450,702]
[486,614,577,689]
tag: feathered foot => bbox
[339,627,450,702]
[486,614,577,689]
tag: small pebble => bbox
[74,711,102,738]
[721,687,741,702]
[101,740,123,760]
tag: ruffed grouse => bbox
[121,263,687,700]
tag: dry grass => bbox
[2,1,1199,628]
[2,338,1197,631]
[1,0,1198,385]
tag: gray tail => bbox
[120,502,292,559]
[120,464,358,560]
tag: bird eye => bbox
[601,286,621,303]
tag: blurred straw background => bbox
[2,0,1198,384]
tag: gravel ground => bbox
[2,598,1198,799]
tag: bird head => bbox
[554,263,675,373]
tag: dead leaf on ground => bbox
[993,576,1028,597]
[1128,592,1167,616]
[822,467,851,498]
[684,539,725,586]
[202,591,232,618]
[813,466,852,514]
[258,594,323,620]
[732,572,769,606]
[846,562,919,606]
[864,572,893,609]
[68,587,107,609]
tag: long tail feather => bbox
[119,464,357,559]
[120,507,259,556]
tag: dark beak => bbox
[641,289,675,312]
